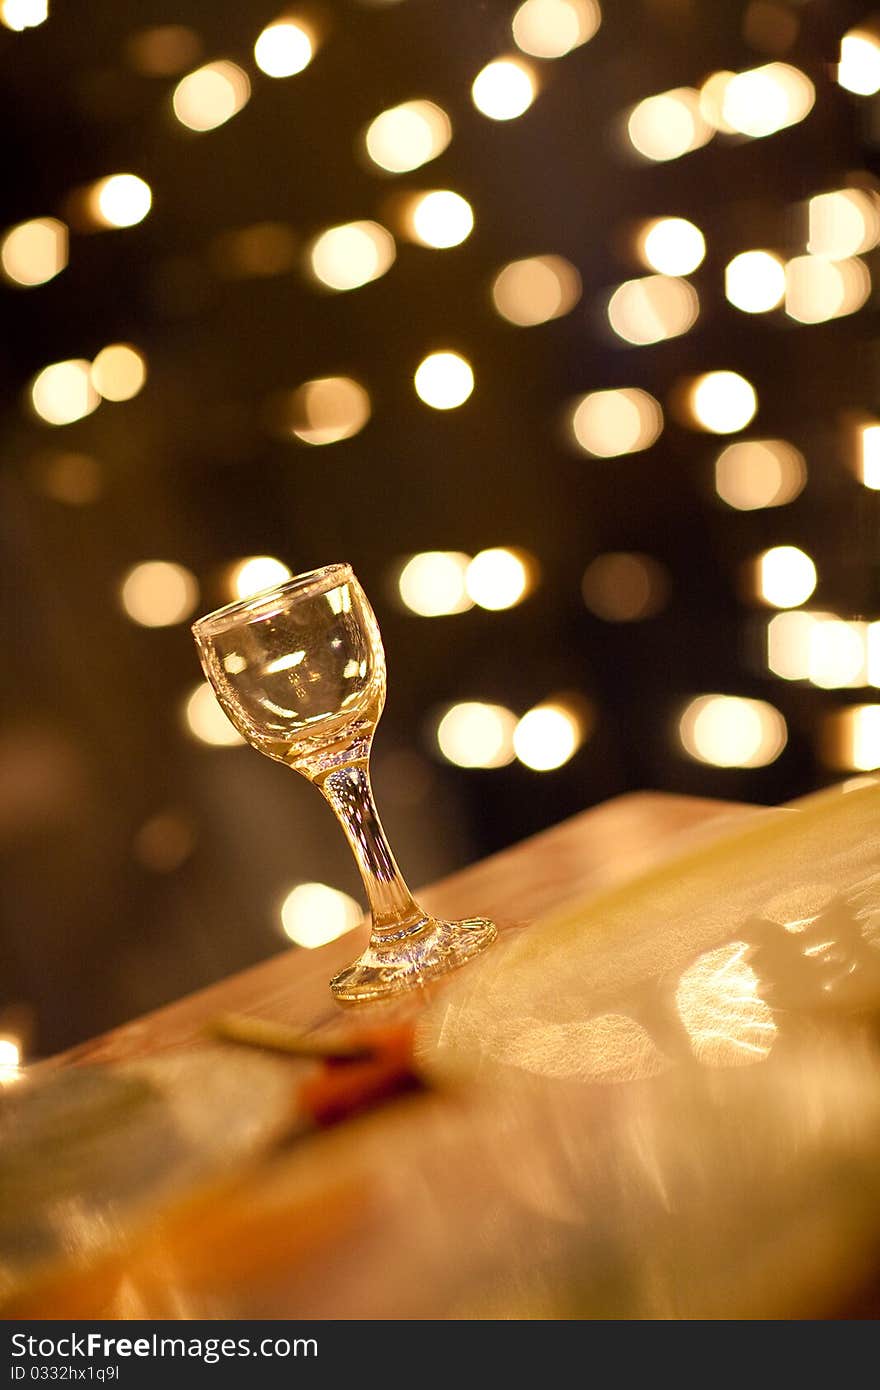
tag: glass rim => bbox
[192,562,353,636]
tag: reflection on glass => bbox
[193,565,496,1001]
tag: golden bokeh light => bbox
[626,88,712,162]
[210,222,298,279]
[280,882,362,947]
[675,941,777,1068]
[465,548,534,610]
[636,217,705,276]
[134,810,196,874]
[714,439,806,510]
[679,694,787,768]
[30,360,100,426]
[90,344,147,402]
[699,71,736,132]
[823,706,880,771]
[721,62,814,138]
[491,254,582,326]
[0,1038,22,1074]
[807,618,867,689]
[808,188,880,258]
[407,190,474,248]
[364,100,452,173]
[1,217,67,287]
[838,31,880,96]
[34,452,103,505]
[397,551,473,616]
[581,552,670,621]
[606,274,699,345]
[755,544,817,608]
[172,61,251,132]
[0,0,47,30]
[413,351,474,409]
[281,376,371,445]
[571,388,663,457]
[254,20,314,77]
[859,422,880,489]
[436,702,517,768]
[766,610,829,681]
[184,682,245,747]
[724,250,785,313]
[514,701,585,771]
[471,58,537,120]
[784,254,871,323]
[229,556,293,600]
[125,25,202,76]
[119,561,199,628]
[687,370,757,434]
[87,174,152,229]
[309,220,396,291]
[511,0,600,58]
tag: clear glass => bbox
[192,564,496,1002]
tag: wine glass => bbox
[192,563,497,1002]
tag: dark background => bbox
[1,0,878,1055]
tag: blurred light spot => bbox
[282,377,371,445]
[866,629,880,690]
[824,706,880,771]
[210,222,298,278]
[364,100,452,173]
[626,88,712,162]
[679,694,787,767]
[581,552,670,621]
[184,682,245,746]
[714,439,805,509]
[254,20,314,77]
[514,702,584,770]
[414,351,473,409]
[120,561,199,627]
[511,0,600,58]
[134,811,196,873]
[33,452,102,505]
[784,254,871,323]
[31,360,100,426]
[91,344,147,402]
[172,61,250,132]
[491,254,581,325]
[87,174,152,228]
[637,217,705,275]
[721,62,814,137]
[281,882,362,947]
[755,544,817,608]
[687,371,757,433]
[466,548,534,610]
[408,190,473,248]
[767,609,830,680]
[0,1038,21,1085]
[265,651,305,675]
[859,422,880,489]
[838,31,880,96]
[1,218,67,287]
[808,189,880,258]
[699,71,736,132]
[724,250,785,313]
[471,58,537,120]
[607,274,698,345]
[397,551,473,616]
[230,556,293,600]
[309,220,395,291]
[0,0,46,30]
[808,619,867,689]
[742,1,799,55]
[436,702,517,768]
[125,25,202,76]
[571,387,663,457]
[676,942,776,1067]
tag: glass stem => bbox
[318,763,427,938]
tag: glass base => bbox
[330,916,497,1004]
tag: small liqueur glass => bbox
[192,564,497,1002]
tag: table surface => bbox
[15,789,880,1320]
